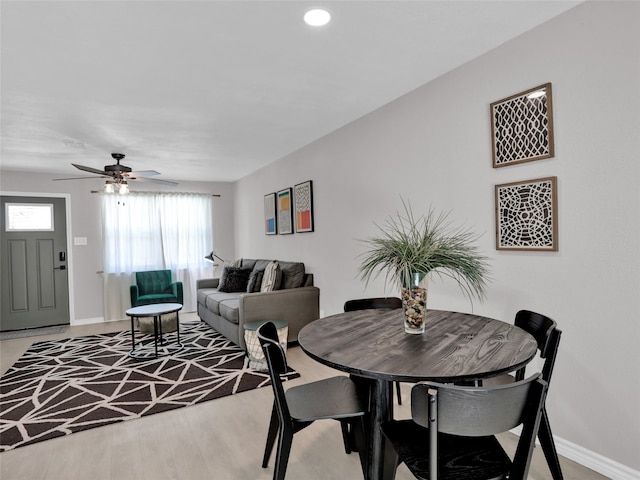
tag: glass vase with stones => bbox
[401,272,428,334]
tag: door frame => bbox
[1,191,76,324]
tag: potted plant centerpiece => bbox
[357,201,490,334]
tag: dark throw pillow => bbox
[246,269,265,293]
[218,267,252,293]
[279,262,306,289]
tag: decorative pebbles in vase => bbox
[402,272,428,334]
[357,199,490,334]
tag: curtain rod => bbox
[90,191,221,197]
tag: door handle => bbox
[54,265,67,270]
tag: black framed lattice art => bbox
[491,83,554,168]
[495,176,558,251]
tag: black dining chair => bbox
[344,297,404,405]
[257,321,366,480]
[482,310,563,480]
[381,374,548,480]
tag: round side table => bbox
[125,303,184,359]
[243,320,288,371]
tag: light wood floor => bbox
[0,314,607,480]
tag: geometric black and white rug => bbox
[0,322,298,451]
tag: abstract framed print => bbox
[277,188,293,235]
[294,180,314,233]
[495,176,558,251]
[264,193,277,235]
[491,83,554,168]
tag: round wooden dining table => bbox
[297,308,538,480]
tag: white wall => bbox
[235,1,640,475]
[0,171,235,319]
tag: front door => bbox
[1,196,70,331]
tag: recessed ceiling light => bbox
[304,8,331,27]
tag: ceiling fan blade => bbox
[72,163,108,175]
[129,170,160,177]
[130,176,178,186]
[53,176,108,181]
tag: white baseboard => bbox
[71,317,121,326]
[71,311,197,326]
[511,426,639,479]
[555,436,640,480]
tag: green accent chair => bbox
[130,270,183,307]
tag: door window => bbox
[5,203,54,231]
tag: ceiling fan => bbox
[54,153,178,190]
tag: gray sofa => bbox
[196,259,320,350]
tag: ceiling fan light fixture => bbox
[59,154,177,188]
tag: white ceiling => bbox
[1,1,581,183]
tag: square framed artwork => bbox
[491,83,554,168]
[264,193,277,235]
[277,188,294,235]
[495,176,558,251]
[294,180,314,233]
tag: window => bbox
[101,192,213,317]
[102,192,212,273]
[5,203,53,231]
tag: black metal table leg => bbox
[175,311,181,344]
[130,315,136,352]
[153,315,159,358]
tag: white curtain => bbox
[101,191,213,320]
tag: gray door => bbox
[1,196,70,331]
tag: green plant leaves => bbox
[357,199,490,301]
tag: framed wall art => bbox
[495,176,558,251]
[264,193,277,235]
[277,187,293,235]
[294,180,314,233]
[491,83,554,168]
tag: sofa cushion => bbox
[261,261,282,292]
[223,258,243,268]
[138,293,179,304]
[279,261,306,289]
[218,267,252,293]
[240,258,258,270]
[218,298,240,324]
[252,259,272,271]
[204,291,242,315]
[197,288,218,306]
[247,269,264,293]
